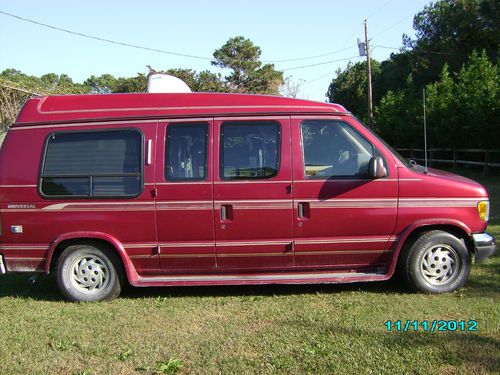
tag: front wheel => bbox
[398,230,471,293]
[56,243,123,302]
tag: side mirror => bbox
[369,156,387,179]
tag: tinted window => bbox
[41,130,142,197]
[221,121,280,180]
[301,120,373,178]
[165,123,208,181]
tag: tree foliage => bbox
[1,69,89,94]
[0,36,283,135]
[405,0,499,85]
[212,36,283,95]
[327,0,499,149]
[326,60,381,122]
[426,51,499,148]
[374,76,422,148]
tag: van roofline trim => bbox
[13,92,350,126]
[12,111,351,127]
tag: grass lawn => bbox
[0,170,498,374]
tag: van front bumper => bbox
[472,233,496,263]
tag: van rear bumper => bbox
[472,232,496,263]
[0,255,6,274]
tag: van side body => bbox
[0,93,495,300]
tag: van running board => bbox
[133,270,389,287]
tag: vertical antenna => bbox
[423,88,428,174]
[364,20,373,129]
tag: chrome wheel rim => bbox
[420,244,459,285]
[69,255,110,294]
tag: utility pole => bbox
[364,19,373,129]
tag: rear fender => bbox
[45,231,140,284]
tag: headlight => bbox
[477,200,490,221]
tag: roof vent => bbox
[147,74,192,93]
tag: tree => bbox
[280,76,304,98]
[0,85,35,138]
[404,0,499,86]
[449,51,498,148]
[0,69,88,94]
[165,69,228,92]
[424,64,457,147]
[212,36,283,95]
[84,74,119,93]
[114,73,147,93]
[0,69,89,135]
[376,50,499,150]
[326,0,500,149]
[326,59,381,122]
[374,75,422,148]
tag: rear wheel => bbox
[398,230,471,293]
[56,243,123,302]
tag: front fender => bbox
[387,218,472,277]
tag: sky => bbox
[0,0,431,102]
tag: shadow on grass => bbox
[0,273,61,301]
[1,259,497,301]
[121,277,408,300]
[464,256,500,298]
[0,272,409,301]
[378,328,499,373]
[289,322,500,373]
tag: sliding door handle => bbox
[221,204,233,222]
[221,205,227,221]
[298,202,309,219]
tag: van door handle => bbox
[298,202,309,219]
[221,204,233,222]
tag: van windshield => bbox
[353,116,409,167]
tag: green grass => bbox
[0,171,498,374]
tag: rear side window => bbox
[220,121,280,180]
[165,123,208,181]
[40,129,142,197]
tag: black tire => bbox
[398,230,471,293]
[56,243,123,302]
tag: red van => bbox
[0,93,495,301]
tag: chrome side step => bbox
[0,255,6,274]
[135,270,388,286]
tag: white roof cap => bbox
[147,74,192,93]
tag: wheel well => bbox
[49,238,124,272]
[401,225,474,255]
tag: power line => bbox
[300,70,339,86]
[281,55,361,71]
[365,0,394,20]
[0,9,361,65]
[0,10,214,61]
[372,45,461,56]
[339,22,364,50]
[370,12,415,40]
[270,0,393,64]
[265,45,356,63]
[271,0,393,64]
[372,45,400,51]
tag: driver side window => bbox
[301,120,374,178]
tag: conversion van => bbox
[0,93,495,301]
